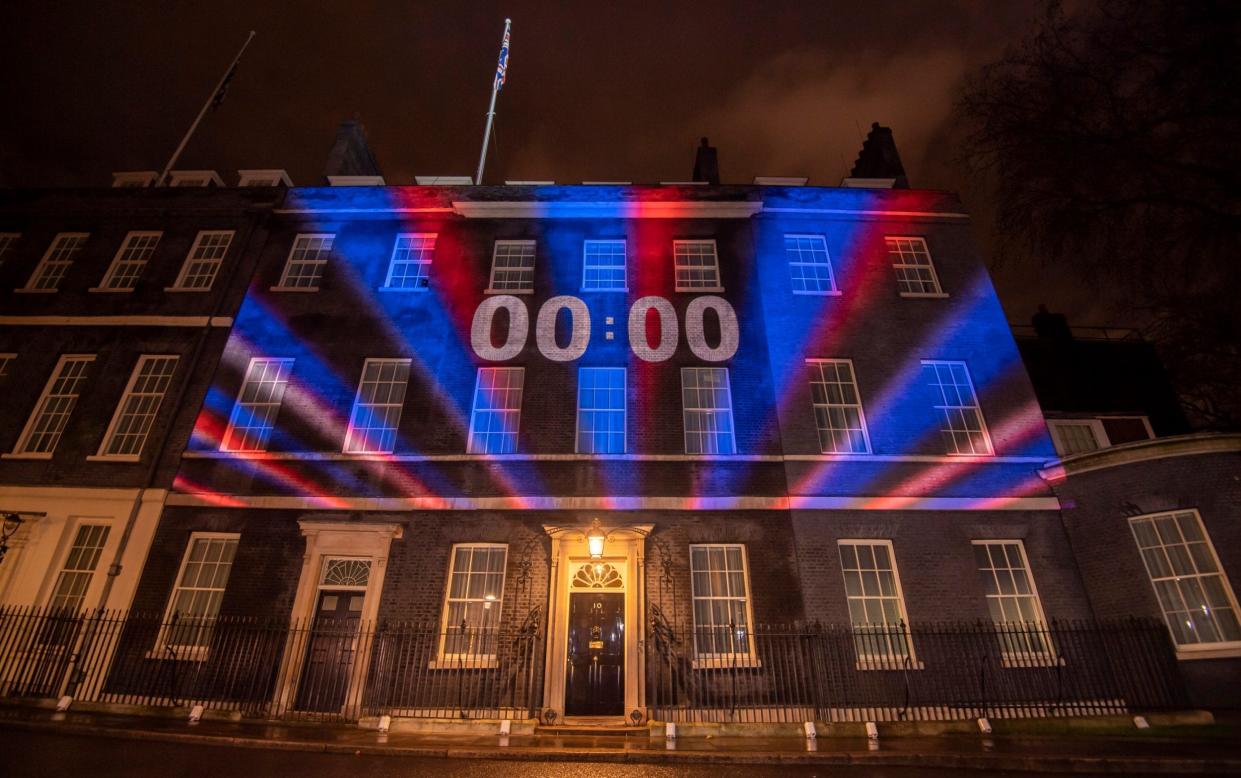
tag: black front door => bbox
[564,591,624,716]
[295,591,363,712]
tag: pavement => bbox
[1,705,1239,774]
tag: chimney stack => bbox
[323,119,382,181]
[847,122,908,188]
[1031,304,1073,341]
[692,137,720,185]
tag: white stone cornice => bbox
[1039,432,1241,482]
[451,201,763,219]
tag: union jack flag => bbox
[494,21,511,91]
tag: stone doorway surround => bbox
[542,522,652,725]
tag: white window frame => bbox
[274,233,335,291]
[1129,509,1241,656]
[0,232,20,266]
[807,358,871,454]
[581,239,628,292]
[111,171,157,188]
[971,540,1057,665]
[673,239,723,292]
[154,532,240,660]
[381,233,436,291]
[681,367,736,455]
[575,367,627,454]
[22,232,89,292]
[688,543,759,666]
[220,357,295,453]
[95,231,162,292]
[1098,414,1155,444]
[436,543,508,666]
[1047,419,1109,457]
[92,355,179,461]
[467,367,525,454]
[486,239,536,293]
[167,170,223,187]
[838,539,918,669]
[46,522,112,613]
[342,358,412,454]
[785,234,839,295]
[886,236,945,297]
[168,230,234,291]
[922,360,993,456]
[237,169,292,187]
[9,354,96,458]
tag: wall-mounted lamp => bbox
[0,513,27,566]
[586,518,607,559]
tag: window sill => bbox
[692,657,762,670]
[855,659,925,671]
[145,647,209,662]
[484,288,533,295]
[1175,643,1241,661]
[87,287,134,294]
[675,286,725,294]
[13,288,57,294]
[377,286,429,293]
[1,452,53,460]
[792,290,842,296]
[86,454,141,463]
[164,286,211,293]
[580,287,629,294]
[269,286,320,293]
[944,452,995,458]
[428,657,499,670]
[898,292,949,299]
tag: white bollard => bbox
[56,696,73,712]
[189,704,204,724]
[865,721,879,740]
[665,722,677,740]
[1133,715,1150,729]
[977,717,992,734]
[499,719,512,736]
[377,714,391,733]
[803,721,817,740]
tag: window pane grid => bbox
[1051,422,1100,456]
[1130,511,1241,647]
[674,241,721,290]
[48,524,110,612]
[577,367,626,453]
[839,541,913,661]
[164,536,239,649]
[17,356,94,454]
[922,360,992,455]
[442,545,507,656]
[29,234,88,290]
[885,236,942,295]
[582,240,627,291]
[681,367,735,454]
[384,233,435,289]
[101,356,178,457]
[343,359,411,454]
[101,232,161,289]
[785,234,837,293]
[973,541,1053,656]
[488,241,535,291]
[222,358,294,452]
[279,234,334,288]
[468,367,524,454]
[690,544,752,657]
[175,231,233,289]
[808,360,869,453]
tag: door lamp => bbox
[586,518,607,559]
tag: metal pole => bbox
[474,19,510,185]
[157,30,256,186]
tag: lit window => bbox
[785,234,837,293]
[681,367,735,454]
[221,358,294,452]
[689,544,754,658]
[48,524,110,613]
[673,240,722,291]
[468,367,524,454]
[440,544,507,659]
[383,233,435,290]
[839,540,914,665]
[922,360,992,455]
[1130,510,1241,649]
[1047,420,1105,457]
[171,231,234,290]
[886,236,943,296]
[99,231,161,290]
[807,359,870,453]
[582,240,627,291]
[487,240,536,292]
[577,367,626,453]
[0,233,19,267]
[97,355,178,458]
[159,533,239,652]
[277,233,334,290]
[972,541,1054,659]
[343,358,411,454]
[25,233,89,291]
[13,355,95,455]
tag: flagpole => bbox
[157,30,256,186]
[475,18,510,185]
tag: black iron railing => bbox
[646,617,1187,723]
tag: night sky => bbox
[0,1,1103,322]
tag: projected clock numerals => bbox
[470,295,739,363]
